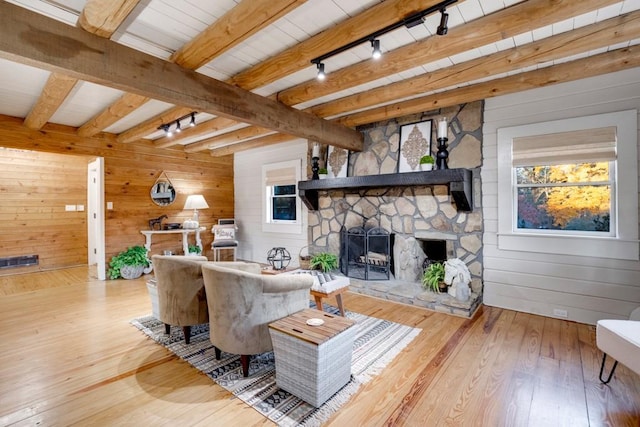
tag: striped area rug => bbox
[131,305,420,426]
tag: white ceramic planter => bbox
[420,163,434,171]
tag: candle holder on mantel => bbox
[436,137,449,170]
[436,117,449,170]
[311,142,320,180]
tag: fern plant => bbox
[310,252,338,272]
[422,262,445,293]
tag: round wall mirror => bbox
[151,172,176,206]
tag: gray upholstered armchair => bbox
[201,262,314,377]
[151,255,209,344]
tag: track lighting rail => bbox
[157,111,197,137]
[310,0,457,70]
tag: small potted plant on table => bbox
[318,168,328,179]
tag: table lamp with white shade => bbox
[183,194,209,228]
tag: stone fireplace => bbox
[306,102,484,317]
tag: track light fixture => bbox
[436,9,449,35]
[310,0,456,80]
[371,39,382,59]
[157,111,198,137]
[316,62,326,80]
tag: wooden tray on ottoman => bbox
[269,308,356,407]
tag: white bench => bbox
[596,307,640,384]
[289,270,350,316]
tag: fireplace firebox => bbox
[340,227,392,280]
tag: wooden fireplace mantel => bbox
[298,168,473,212]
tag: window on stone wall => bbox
[497,110,638,260]
[262,160,302,234]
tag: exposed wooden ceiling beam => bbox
[126,1,458,148]
[77,0,141,38]
[276,0,620,106]
[0,114,220,164]
[184,0,622,153]
[22,73,77,130]
[156,0,447,148]
[171,0,307,70]
[229,0,450,91]
[153,116,239,149]
[22,0,140,131]
[211,134,298,157]
[77,92,149,137]
[75,0,149,138]
[0,2,363,150]
[336,46,640,127]
[189,9,640,153]
[184,126,273,153]
[116,107,193,144]
[209,46,640,156]
[116,0,308,144]
[309,10,640,119]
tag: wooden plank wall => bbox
[0,148,88,272]
[481,68,640,324]
[0,115,234,276]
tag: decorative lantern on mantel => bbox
[267,247,291,270]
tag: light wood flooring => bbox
[0,266,638,426]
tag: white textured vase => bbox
[420,163,434,171]
[121,265,144,279]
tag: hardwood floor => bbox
[0,267,638,426]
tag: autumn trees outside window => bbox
[515,162,613,234]
[496,110,638,261]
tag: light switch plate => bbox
[76,204,84,211]
[106,202,113,210]
[65,205,76,212]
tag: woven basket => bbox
[299,246,311,270]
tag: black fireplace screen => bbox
[340,227,391,280]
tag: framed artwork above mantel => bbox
[398,120,432,173]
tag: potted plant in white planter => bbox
[419,155,435,171]
[187,244,202,256]
[107,245,150,279]
[318,167,328,179]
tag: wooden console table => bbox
[140,227,205,255]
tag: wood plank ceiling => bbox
[0,0,638,157]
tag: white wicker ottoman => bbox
[269,308,356,407]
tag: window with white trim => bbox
[262,160,302,234]
[512,127,616,236]
[497,110,638,260]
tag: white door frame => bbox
[88,158,106,280]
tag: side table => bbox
[269,309,356,407]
